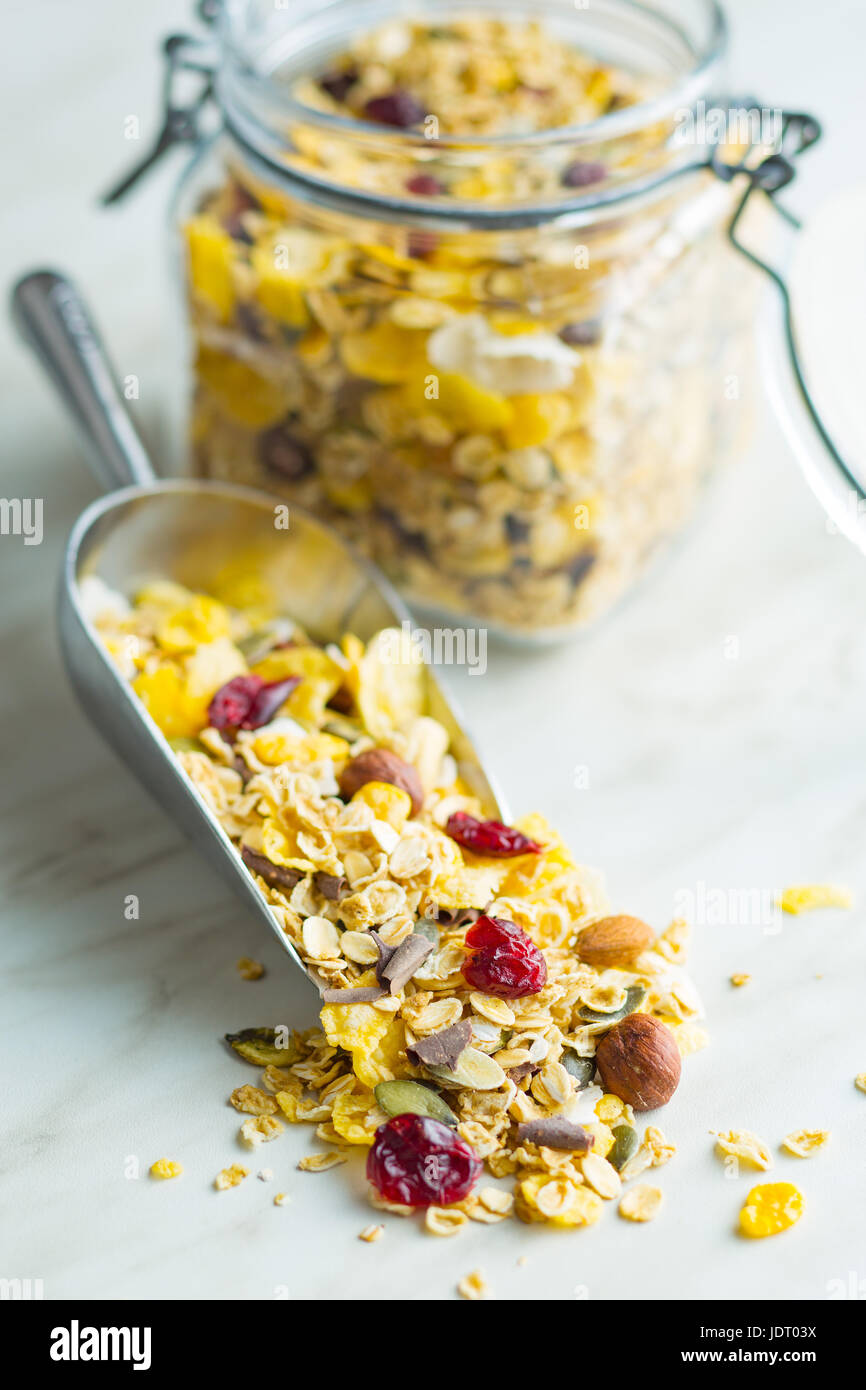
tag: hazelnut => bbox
[338,747,423,816]
[576,915,656,969]
[595,1013,681,1111]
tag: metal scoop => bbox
[12,269,505,984]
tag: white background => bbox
[2,0,865,1301]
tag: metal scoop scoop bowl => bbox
[12,269,505,985]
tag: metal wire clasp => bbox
[711,108,857,491]
[101,34,216,205]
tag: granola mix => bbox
[181,13,754,637]
[90,574,704,1230]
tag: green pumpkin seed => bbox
[374,1080,457,1126]
[608,1123,639,1171]
[413,918,441,947]
[168,735,205,754]
[238,619,297,665]
[426,1046,506,1091]
[225,1028,299,1067]
[579,984,647,1026]
[562,1052,596,1088]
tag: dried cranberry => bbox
[366,1114,481,1206]
[364,90,426,128]
[445,811,542,858]
[461,914,548,998]
[257,426,314,481]
[319,65,360,103]
[207,675,299,735]
[561,160,607,188]
[406,173,445,196]
[559,320,601,347]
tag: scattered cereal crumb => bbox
[298,1151,347,1172]
[739,1182,804,1238]
[368,1188,413,1215]
[712,1129,773,1171]
[274,1192,291,1207]
[240,1114,285,1147]
[517,1256,529,1267]
[149,1158,183,1180]
[214,1164,249,1191]
[782,1129,830,1157]
[425,1206,469,1236]
[457,1269,491,1300]
[778,883,852,915]
[359,1224,384,1242]
[257,1168,273,1182]
[855,1074,866,1094]
[730,973,751,987]
[619,1184,663,1222]
[230,1084,278,1116]
[236,956,265,980]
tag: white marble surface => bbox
[2,0,865,1301]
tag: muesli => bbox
[89,575,703,1228]
[182,13,753,636]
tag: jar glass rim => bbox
[216,0,729,152]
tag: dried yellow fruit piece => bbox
[730,973,751,987]
[782,1129,830,1158]
[150,1158,183,1180]
[274,1192,292,1207]
[619,1184,663,1222]
[713,1129,773,1171]
[856,1074,866,1094]
[739,1182,804,1238]
[185,215,235,321]
[778,883,852,915]
[214,1164,249,1191]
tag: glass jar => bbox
[173,0,760,639]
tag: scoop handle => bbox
[11,269,155,492]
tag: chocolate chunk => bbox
[319,64,360,103]
[408,1019,472,1070]
[257,426,314,481]
[506,1062,537,1083]
[565,548,597,589]
[314,871,349,902]
[505,514,530,546]
[320,986,387,1004]
[326,686,355,715]
[232,755,256,787]
[377,933,433,994]
[241,846,302,893]
[371,932,397,980]
[516,1119,595,1152]
[559,320,601,347]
